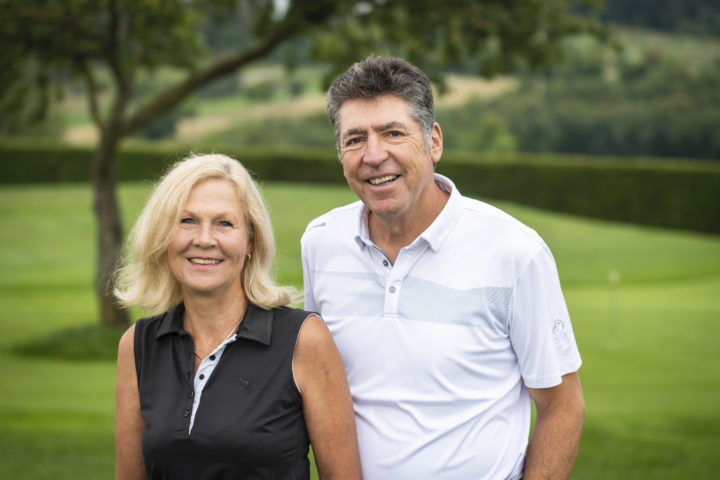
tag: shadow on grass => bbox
[12,324,125,361]
[0,423,115,479]
[576,416,719,478]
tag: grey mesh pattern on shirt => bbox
[307,270,513,328]
[399,276,513,327]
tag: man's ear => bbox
[431,122,443,164]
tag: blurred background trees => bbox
[1,3,717,477]
[1,0,718,327]
[0,0,608,327]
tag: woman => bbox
[114,153,361,479]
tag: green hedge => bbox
[0,140,342,184]
[1,140,718,234]
[439,152,720,234]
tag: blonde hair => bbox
[114,153,296,315]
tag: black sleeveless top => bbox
[134,303,311,479]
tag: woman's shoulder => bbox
[134,311,169,335]
[271,305,316,324]
[268,307,325,343]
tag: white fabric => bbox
[188,334,238,433]
[301,174,581,479]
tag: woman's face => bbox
[167,178,251,299]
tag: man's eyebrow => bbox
[341,121,409,141]
[375,121,407,132]
[342,127,367,141]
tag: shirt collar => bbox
[154,302,273,346]
[355,173,463,253]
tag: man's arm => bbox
[524,372,585,480]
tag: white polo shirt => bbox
[301,174,581,480]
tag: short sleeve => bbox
[508,244,581,389]
[301,243,318,313]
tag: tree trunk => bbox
[92,126,129,328]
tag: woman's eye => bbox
[219,221,233,228]
[180,218,194,225]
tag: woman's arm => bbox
[294,315,362,480]
[115,325,149,480]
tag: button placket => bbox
[382,242,428,316]
[384,258,406,315]
[193,356,214,401]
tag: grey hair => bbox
[326,55,435,151]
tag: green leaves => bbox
[0,0,607,135]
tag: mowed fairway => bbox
[1,182,718,479]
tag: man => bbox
[301,55,585,479]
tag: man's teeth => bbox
[368,175,398,185]
[190,258,221,265]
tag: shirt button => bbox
[184,409,190,418]
[389,286,396,294]
[383,260,389,267]
[189,391,194,398]
[209,355,216,361]
[199,374,205,380]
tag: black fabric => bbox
[134,303,311,480]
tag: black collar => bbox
[153,302,273,346]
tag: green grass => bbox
[1,182,719,478]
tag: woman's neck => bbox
[181,287,249,337]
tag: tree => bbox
[599,0,720,36]
[0,0,606,327]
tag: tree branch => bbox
[122,20,301,136]
[106,0,124,88]
[80,59,103,128]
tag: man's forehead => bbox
[338,95,415,133]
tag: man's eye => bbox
[346,137,362,146]
[387,131,402,137]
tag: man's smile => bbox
[367,175,399,185]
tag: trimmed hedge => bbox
[0,140,342,184]
[1,140,718,234]
[439,152,720,234]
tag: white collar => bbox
[355,173,463,253]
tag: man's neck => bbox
[368,184,449,264]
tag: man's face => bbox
[338,94,442,224]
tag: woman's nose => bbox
[193,223,216,247]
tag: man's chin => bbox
[366,201,406,222]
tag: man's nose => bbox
[363,134,389,166]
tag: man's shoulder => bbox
[302,200,363,239]
[456,194,545,247]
